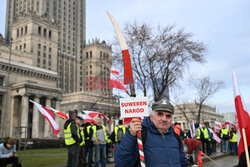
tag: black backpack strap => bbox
[141,126,147,145]
[173,131,181,150]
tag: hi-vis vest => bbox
[201,128,209,139]
[196,129,201,139]
[80,129,85,146]
[64,122,80,145]
[114,125,126,142]
[92,125,109,143]
[86,125,93,140]
[230,132,237,143]
[220,128,229,138]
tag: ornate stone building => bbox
[173,103,224,129]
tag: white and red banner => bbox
[224,120,237,129]
[83,110,112,124]
[81,114,95,124]
[233,70,250,159]
[50,107,69,120]
[120,97,149,118]
[30,100,60,136]
[208,128,221,144]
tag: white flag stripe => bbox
[188,123,193,138]
[30,100,59,130]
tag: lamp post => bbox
[1,38,13,140]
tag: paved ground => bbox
[203,155,238,167]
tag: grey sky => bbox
[0,0,249,114]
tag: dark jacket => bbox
[64,118,82,143]
[115,117,188,167]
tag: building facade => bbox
[5,0,86,93]
[173,103,224,129]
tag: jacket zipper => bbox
[160,131,174,167]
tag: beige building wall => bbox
[173,103,224,129]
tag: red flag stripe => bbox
[122,49,134,85]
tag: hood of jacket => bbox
[64,118,74,129]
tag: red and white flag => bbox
[81,114,95,124]
[110,68,128,92]
[30,100,60,136]
[208,128,221,144]
[50,107,69,120]
[214,121,223,129]
[224,120,237,129]
[83,110,112,124]
[233,70,250,159]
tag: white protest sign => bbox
[120,97,149,118]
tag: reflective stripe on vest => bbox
[196,129,201,139]
[220,128,229,138]
[64,122,80,145]
[201,128,209,139]
[114,125,126,142]
[230,132,237,142]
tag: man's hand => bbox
[9,152,15,157]
[130,118,142,136]
[96,140,99,144]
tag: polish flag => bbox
[224,120,237,129]
[30,100,60,136]
[81,114,95,124]
[83,110,112,124]
[110,68,128,92]
[50,107,69,120]
[214,121,223,128]
[198,151,203,167]
[233,70,250,159]
[208,128,221,144]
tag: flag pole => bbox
[242,128,250,167]
[202,153,221,166]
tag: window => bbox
[38,44,41,49]
[49,31,52,39]
[17,29,19,37]
[23,43,26,49]
[0,95,2,106]
[0,76,3,86]
[43,53,46,58]
[37,58,40,63]
[21,27,23,35]
[44,29,47,37]
[25,26,27,34]
[37,51,40,56]
[43,46,46,51]
[90,51,92,58]
[49,54,51,59]
[100,51,102,59]
[48,61,51,66]
[86,52,88,59]
[90,65,92,69]
[43,60,46,65]
[49,47,52,52]
[38,26,41,35]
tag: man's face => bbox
[6,143,13,149]
[150,110,172,133]
[202,124,205,128]
[93,117,101,125]
[75,119,81,125]
[71,114,76,120]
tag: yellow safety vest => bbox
[80,130,85,146]
[201,128,209,139]
[114,125,126,142]
[220,128,229,138]
[92,125,109,143]
[64,122,80,146]
[86,125,93,140]
[196,129,201,139]
[230,132,237,143]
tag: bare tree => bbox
[190,77,224,123]
[113,21,207,101]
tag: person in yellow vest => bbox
[110,120,126,148]
[200,123,211,156]
[229,127,238,155]
[92,116,109,167]
[64,110,82,167]
[84,122,94,167]
[75,116,85,167]
[219,124,229,153]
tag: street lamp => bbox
[1,37,13,140]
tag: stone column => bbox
[44,97,51,138]
[21,95,29,138]
[32,96,40,138]
[9,96,15,137]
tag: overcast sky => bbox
[0,0,249,114]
